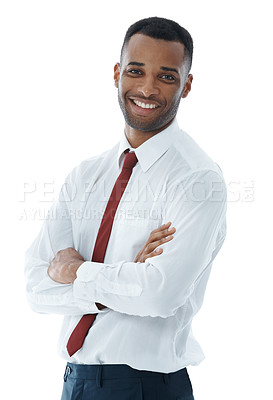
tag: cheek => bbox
[167,87,183,105]
[117,79,128,97]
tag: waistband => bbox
[64,362,187,387]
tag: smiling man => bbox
[25,17,227,400]
[116,32,193,146]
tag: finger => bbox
[149,224,176,243]
[143,247,163,261]
[151,222,172,234]
[145,234,174,254]
[142,222,175,251]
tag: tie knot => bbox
[123,151,138,170]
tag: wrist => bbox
[68,260,84,283]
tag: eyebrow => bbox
[127,62,145,67]
[127,62,179,74]
[160,66,179,74]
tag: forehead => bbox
[122,33,185,71]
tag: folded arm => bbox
[72,170,227,318]
[47,223,176,309]
[25,168,174,315]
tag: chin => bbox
[126,114,173,133]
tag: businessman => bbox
[25,16,227,399]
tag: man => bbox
[25,17,227,400]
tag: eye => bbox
[160,74,176,82]
[127,69,142,75]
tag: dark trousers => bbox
[61,362,194,400]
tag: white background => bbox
[1,0,272,399]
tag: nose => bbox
[137,75,160,97]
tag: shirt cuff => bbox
[73,261,109,313]
[76,261,103,282]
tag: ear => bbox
[182,74,193,98]
[114,63,120,88]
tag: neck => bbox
[125,118,175,148]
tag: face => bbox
[114,34,193,133]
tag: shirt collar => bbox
[117,118,180,173]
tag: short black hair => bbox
[120,16,193,75]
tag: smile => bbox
[133,100,159,109]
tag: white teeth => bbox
[133,100,157,109]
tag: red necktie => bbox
[66,149,138,357]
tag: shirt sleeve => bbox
[73,169,227,318]
[24,170,108,316]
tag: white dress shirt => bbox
[25,118,227,373]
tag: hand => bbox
[48,247,85,284]
[134,221,176,263]
[48,247,108,310]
